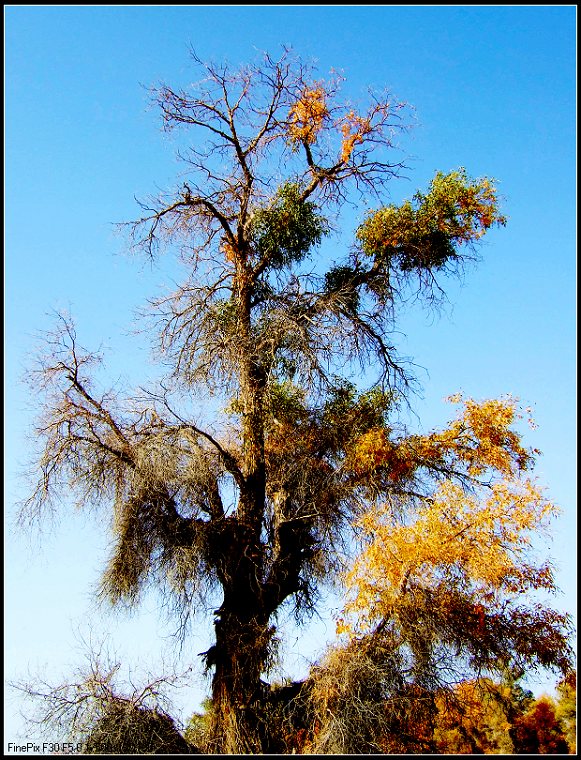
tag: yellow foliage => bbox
[339,111,372,163]
[434,680,514,753]
[348,394,536,482]
[340,395,557,636]
[287,85,329,145]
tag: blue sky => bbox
[5,5,576,748]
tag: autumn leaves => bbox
[287,84,378,166]
[338,394,562,669]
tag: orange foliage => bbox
[512,696,570,753]
[339,111,372,163]
[339,474,557,636]
[220,239,237,263]
[287,85,329,145]
[434,680,514,753]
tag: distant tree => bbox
[555,671,576,753]
[183,697,213,751]
[512,696,570,754]
[433,675,573,755]
[20,49,572,753]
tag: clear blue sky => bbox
[5,5,576,749]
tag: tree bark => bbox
[209,598,272,752]
[203,510,270,751]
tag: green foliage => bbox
[250,182,329,269]
[357,168,507,273]
[266,380,309,426]
[322,382,391,432]
[501,670,535,716]
[184,698,213,751]
[209,298,237,330]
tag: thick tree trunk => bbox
[205,387,272,753]
[209,600,272,753]
[206,519,310,752]
[205,520,274,752]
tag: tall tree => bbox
[22,50,569,753]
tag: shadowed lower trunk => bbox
[209,605,273,752]
[202,493,273,753]
[203,500,308,751]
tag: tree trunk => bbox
[205,420,272,753]
[210,605,272,752]
[204,526,276,755]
